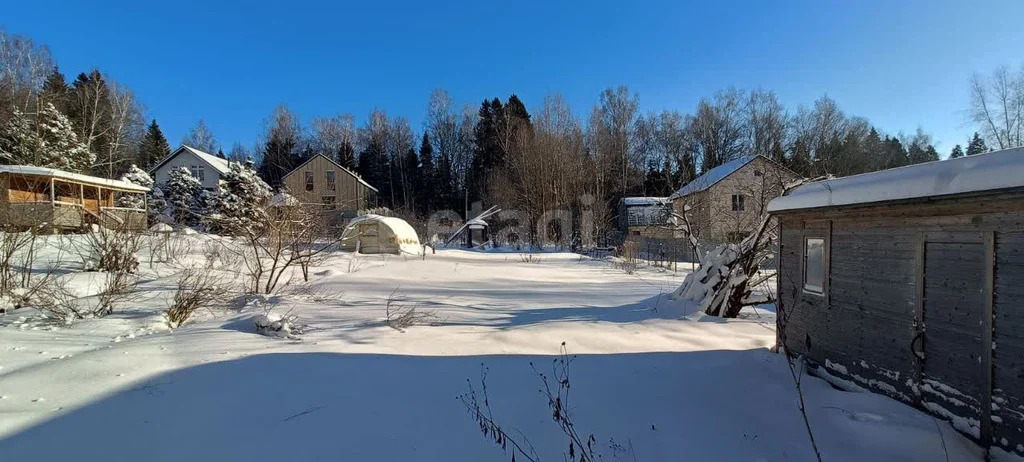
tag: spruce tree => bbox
[40,66,69,114]
[164,167,204,227]
[966,132,988,155]
[213,159,271,234]
[257,133,298,187]
[949,144,965,159]
[417,133,436,213]
[117,165,154,209]
[0,103,93,172]
[136,119,172,170]
[403,147,420,213]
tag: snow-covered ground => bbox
[0,237,982,461]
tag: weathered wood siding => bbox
[778,192,1024,455]
[281,155,374,212]
[994,231,1024,452]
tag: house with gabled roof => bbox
[149,145,231,191]
[280,153,378,216]
[669,155,797,243]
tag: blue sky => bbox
[5,0,1023,155]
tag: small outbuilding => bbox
[768,147,1024,456]
[0,165,149,231]
[339,214,420,255]
[465,218,488,248]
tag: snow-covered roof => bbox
[181,146,231,174]
[287,154,379,193]
[0,165,150,192]
[669,156,758,200]
[150,145,231,176]
[768,147,1024,213]
[466,218,488,228]
[623,197,669,206]
[343,214,421,252]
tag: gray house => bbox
[149,145,231,191]
[769,147,1024,456]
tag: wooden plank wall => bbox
[778,192,1024,455]
[281,155,372,211]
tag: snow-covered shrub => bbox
[148,186,169,224]
[164,167,205,227]
[253,311,300,339]
[210,160,271,235]
[116,165,153,210]
[167,267,223,328]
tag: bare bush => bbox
[615,242,639,274]
[0,227,39,293]
[519,253,542,264]
[74,226,143,274]
[229,202,342,294]
[95,269,138,316]
[29,274,87,323]
[385,288,435,331]
[167,267,225,328]
[460,343,603,462]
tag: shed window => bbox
[304,172,314,191]
[731,194,745,211]
[322,195,336,210]
[754,170,763,177]
[804,237,825,294]
[325,171,336,191]
[190,165,205,182]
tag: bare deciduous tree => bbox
[969,66,1024,150]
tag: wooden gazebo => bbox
[0,166,149,232]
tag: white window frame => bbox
[325,171,336,191]
[189,165,205,182]
[803,237,826,296]
[731,194,745,212]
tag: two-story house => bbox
[149,145,230,191]
[669,155,797,244]
[280,154,378,216]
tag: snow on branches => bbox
[211,160,271,234]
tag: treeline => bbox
[2,28,1016,243]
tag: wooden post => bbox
[981,231,995,447]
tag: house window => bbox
[321,195,336,211]
[731,194,745,211]
[304,172,314,192]
[325,171,336,191]
[804,237,825,295]
[190,165,205,182]
[754,170,763,177]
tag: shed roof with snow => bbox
[768,147,1024,213]
[0,165,150,192]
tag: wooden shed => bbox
[768,147,1024,456]
[0,165,149,232]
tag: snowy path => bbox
[0,249,979,461]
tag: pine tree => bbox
[212,159,271,234]
[966,132,988,155]
[136,120,171,170]
[164,167,204,227]
[949,144,965,159]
